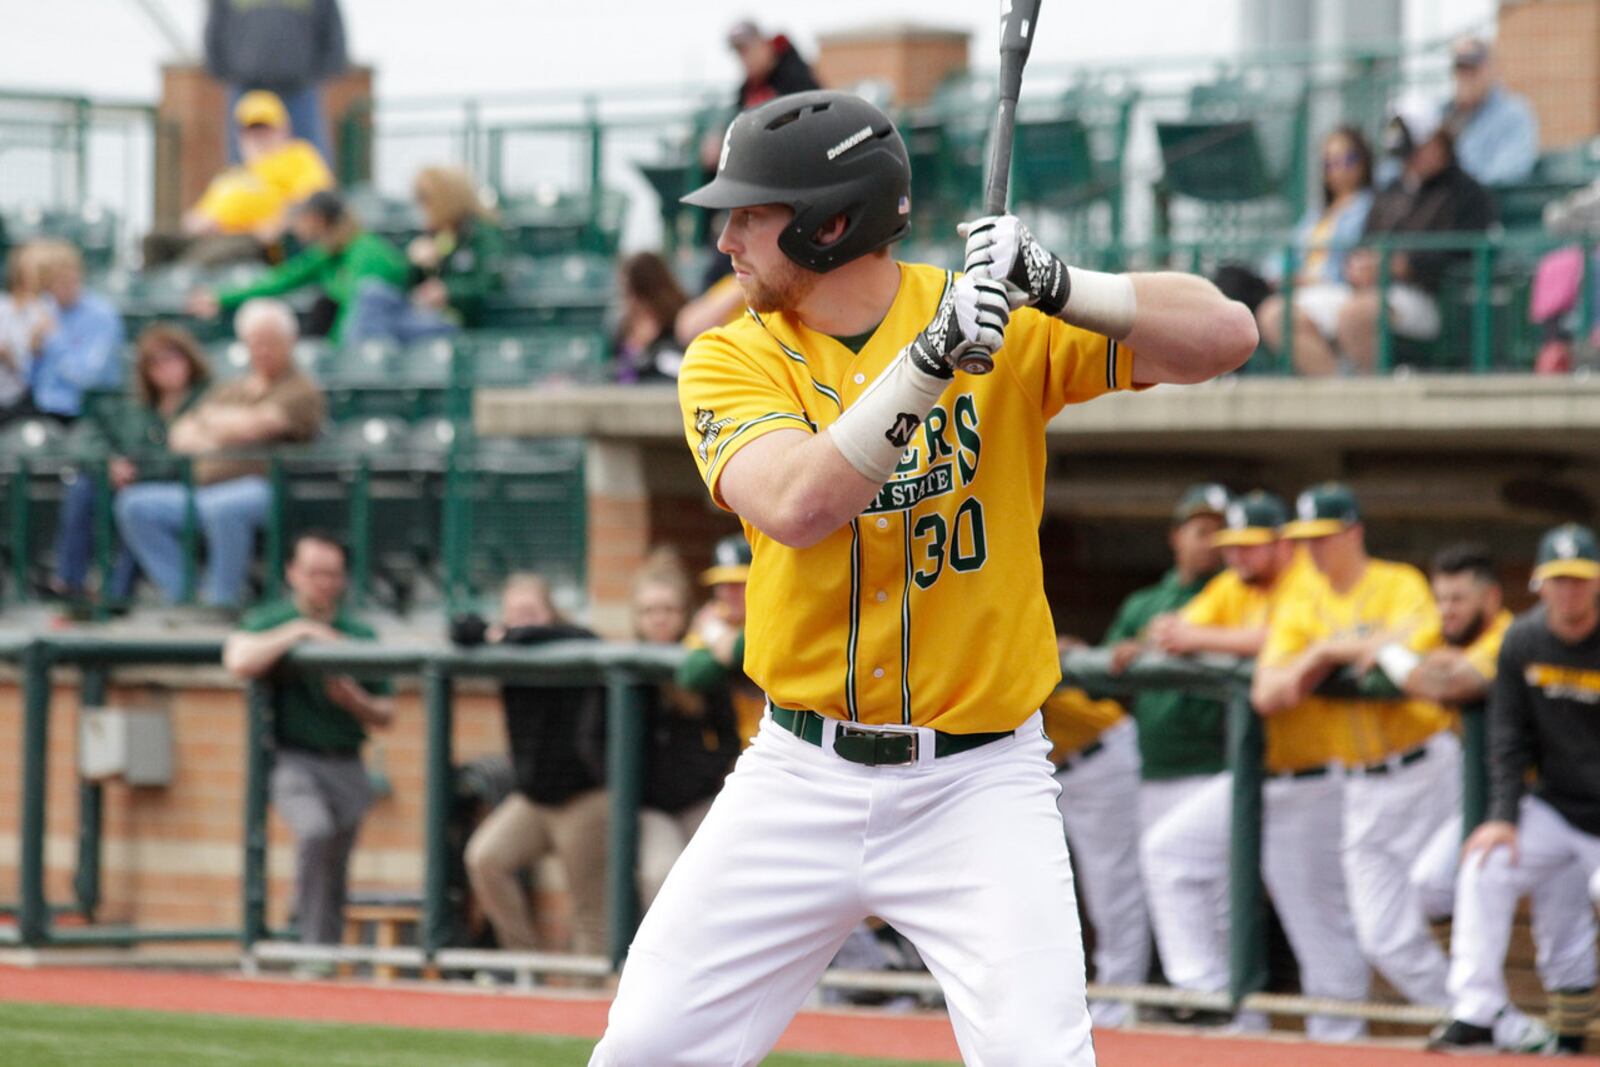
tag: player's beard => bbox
[738,256,822,313]
[1443,609,1488,648]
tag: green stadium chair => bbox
[0,418,73,602]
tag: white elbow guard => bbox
[1375,642,1422,687]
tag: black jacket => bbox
[1361,162,1495,293]
[640,682,739,814]
[205,0,348,93]
[1488,606,1600,836]
[736,37,820,111]
[450,615,605,806]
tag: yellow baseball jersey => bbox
[1041,687,1127,762]
[1409,608,1514,682]
[678,262,1136,733]
[1181,549,1322,632]
[1260,558,1453,769]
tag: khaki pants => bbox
[637,798,715,912]
[464,789,609,955]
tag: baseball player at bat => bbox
[588,89,1255,1066]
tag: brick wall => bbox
[1499,0,1600,148]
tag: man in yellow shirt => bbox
[1142,491,1370,1040]
[1255,483,1458,1014]
[588,89,1256,1065]
[184,90,334,244]
[1042,674,1148,1029]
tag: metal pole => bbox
[74,666,108,920]
[604,675,645,968]
[421,666,455,957]
[11,457,31,596]
[1376,244,1394,373]
[1226,687,1268,1004]
[241,681,273,949]
[349,461,371,607]
[1471,241,1493,373]
[1459,699,1488,833]
[19,641,52,946]
[92,463,114,620]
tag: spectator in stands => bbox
[1253,127,1375,345]
[677,534,765,747]
[205,0,347,162]
[612,253,688,383]
[189,191,408,344]
[117,298,324,607]
[1100,484,1230,830]
[223,530,393,952]
[632,549,738,910]
[150,90,335,267]
[674,272,747,347]
[727,19,821,112]
[1428,523,1600,1055]
[28,241,125,423]
[1442,36,1539,187]
[344,166,502,345]
[0,242,48,425]
[53,325,213,605]
[1282,101,1494,376]
[452,574,610,957]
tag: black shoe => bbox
[1427,1019,1495,1054]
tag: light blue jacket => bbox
[1449,85,1539,186]
[1263,189,1374,285]
[29,291,125,417]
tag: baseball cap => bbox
[1531,523,1600,587]
[1452,37,1491,70]
[727,19,763,48]
[1173,483,1231,526]
[700,534,753,585]
[234,90,289,130]
[1213,491,1288,548]
[1282,482,1361,540]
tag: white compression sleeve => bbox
[1063,266,1137,340]
[825,349,948,484]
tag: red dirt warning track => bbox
[0,965,1588,1064]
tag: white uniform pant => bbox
[1341,731,1459,1007]
[1052,720,1150,1028]
[1449,795,1600,1027]
[1141,769,1370,1042]
[1138,774,1213,834]
[1412,814,1597,993]
[591,712,1095,1067]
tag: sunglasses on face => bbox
[1323,151,1362,169]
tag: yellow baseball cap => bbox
[234,90,289,130]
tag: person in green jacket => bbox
[52,323,212,603]
[189,190,409,344]
[1101,483,1230,831]
[342,164,504,345]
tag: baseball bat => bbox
[957,0,1042,376]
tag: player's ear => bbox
[811,212,849,247]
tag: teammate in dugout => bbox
[588,89,1256,1065]
[1138,491,1371,1040]
[1429,524,1600,1054]
[1255,484,1459,1021]
[1392,544,1597,1054]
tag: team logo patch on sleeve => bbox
[695,407,735,463]
[885,412,921,449]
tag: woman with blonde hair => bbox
[0,242,48,424]
[344,164,504,344]
[54,324,212,604]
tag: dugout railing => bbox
[0,635,1487,1023]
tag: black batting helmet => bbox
[682,90,912,273]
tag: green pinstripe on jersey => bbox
[845,517,861,721]
[750,311,845,410]
[900,519,913,724]
[708,411,813,477]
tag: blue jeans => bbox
[227,84,329,163]
[55,472,138,600]
[115,476,272,606]
[344,279,459,346]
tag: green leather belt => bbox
[770,705,1012,767]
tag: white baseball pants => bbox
[1340,731,1460,1007]
[1141,769,1371,1042]
[1412,814,1597,992]
[1448,795,1600,1027]
[590,711,1096,1067]
[1138,774,1213,833]
[1052,719,1151,1028]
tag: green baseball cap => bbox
[1174,483,1231,525]
[1283,482,1361,540]
[700,534,753,586]
[1531,523,1600,586]
[1213,490,1288,547]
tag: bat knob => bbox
[956,352,995,376]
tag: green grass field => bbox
[0,1001,950,1067]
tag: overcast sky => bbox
[7,0,1494,103]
